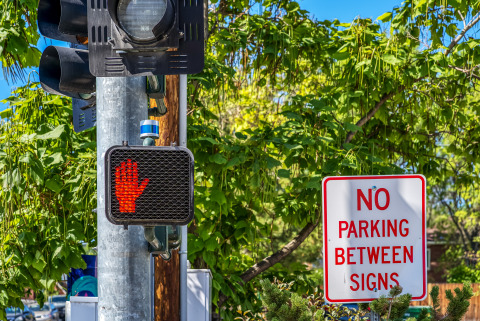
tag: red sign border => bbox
[322,175,427,303]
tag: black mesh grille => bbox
[105,146,194,226]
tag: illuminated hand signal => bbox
[115,159,149,213]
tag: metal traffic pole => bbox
[370,311,381,321]
[96,77,151,321]
[179,74,188,321]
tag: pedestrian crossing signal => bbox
[105,145,194,226]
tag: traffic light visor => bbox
[38,0,88,43]
[39,46,95,100]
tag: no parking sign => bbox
[322,175,427,303]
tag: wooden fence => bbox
[410,283,480,321]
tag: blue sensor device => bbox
[140,120,160,139]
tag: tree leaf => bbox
[46,178,62,193]
[32,251,46,272]
[377,12,393,22]
[383,54,402,65]
[266,156,281,169]
[44,152,65,166]
[210,189,227,205]
[278,169,290,178]
[36,124,68,140]
[210,153,227,164]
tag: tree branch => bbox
[441,200,469,253]
[217,214,321,307]
[343,91,397,145]
[445,13,480,56]
[448,65,480,80]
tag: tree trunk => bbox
[153,74,180,321]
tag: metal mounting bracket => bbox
[147,75,167,117]
[144,225,182,260]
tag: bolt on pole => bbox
[96,77,151,321]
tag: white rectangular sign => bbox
[322,175,427,303]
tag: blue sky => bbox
[0,0,403,109]
[300,0,402,21]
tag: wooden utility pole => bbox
[152,74,181,321]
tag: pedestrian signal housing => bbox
[105,146,194,226]
[87,0,206,76]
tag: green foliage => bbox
[367,283,474,321]
[427,284,474,321]
[259,279,313,321]
[441,247,480,284]
[187,1,480,317]
[0,82,96,315]
[415,308,432,321]
[0,0,480,320]
[370,286,411,321]
[259,282,474,321]
[0,1,41,81]
[446,263,480,283]
[258,279,367,321]
[442,284,473,321]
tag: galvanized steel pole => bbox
[96,77,151,321]
[179,74,188,321]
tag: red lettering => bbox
[351,273,401,292]
[390,272,400,287]
[350,274,360,291]
[400,219,409,237]
[335,248,345,265]
[404,246,413,263]
[367,273,376,290]
[357,247,365,264]
[359,220,369,237]
[348,223,358,238]
[371,220,380,237]
[347,247,356,265]
[378,273,388,290]
[367,247,380,264]
[339,221,348,238]
[357,189,372,211]
[375,188,390,210]
[381,246,390,263]
[387,219,397,237]
[347,247,357,264]
[392,246,401,263]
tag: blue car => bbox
[5,306,36,321]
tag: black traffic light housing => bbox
[38,0,96,102]
[39,46,95,100]
[105,145,194,226]
[38,0,89,44]
[87,0,205,77]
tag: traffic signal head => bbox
[88,0,205,76]
[39,46,95,100]
[38,0,96,102]
[38,0,88,44]
[105,146,194,226]
[38,0,95,101]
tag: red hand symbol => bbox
[115,159,149,213]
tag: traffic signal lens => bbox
[117,0,168,41]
